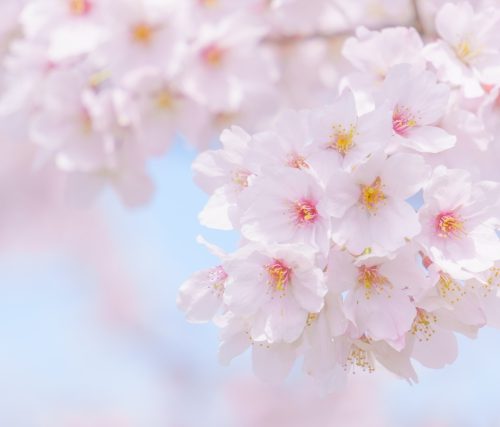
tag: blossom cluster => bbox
[0,0,417,205]
[179,1,500,389]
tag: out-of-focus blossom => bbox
[0,0,428,205]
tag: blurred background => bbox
[2,137,500,427]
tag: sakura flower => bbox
[180,14,276,111]
[424,107,493,180]
[341,26,425,108]
[217,312,299,383]
[425,1,500,97]
[29,68,112,172]
[301,289,348,392]
[240,168,331,254]
[98,0,185,77]
[193,126,255,230]
[248,109,314,173]
[223,243,327,343]
[328,247,424,349]
[407,307,460,369]
[342,26,425,83]
[177,265,228,323]
[122,67,210,155]
[379,64,456,153]
[308,89,393,171]
[426,265,485,328]
[335,335,418,382]
[417,167,500,278]
[327,152,430,254]
[465,263,500,328]
[20,0,101,38]
[407,263,486,368]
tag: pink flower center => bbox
[201,44,225,67]
[69,0,92,15]
[294,199,318,224]
[359,176,386,213]
[435,211,464,238]
[266,259,291,292]
[392,105,417,135]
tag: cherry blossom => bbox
[223,243,327,343]
[379,64,456,153]
[424,1,500,97]
[179,0,500,389]
[328,151,429,254]
[1,0,500,393]
[417,167,500,278]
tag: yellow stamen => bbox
[345,344,375,373]
[436,211,464,238]
[357,265,391,299]
[266,260,291,292]
[438,273,465,304]
[360,176,386,213]
[411,308,437,342]
[456,40,473,62]
[470,267,500,298]
[329,124,356,156]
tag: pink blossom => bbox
[379,64,456,153]
[327,152,430,254]
[177,265,228,323]
[240,168,331,254]
[425,1,500,97]
[308,89,393,170]
[180,14,276,111]
[223,243,327,343]
[417,167,500,278]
